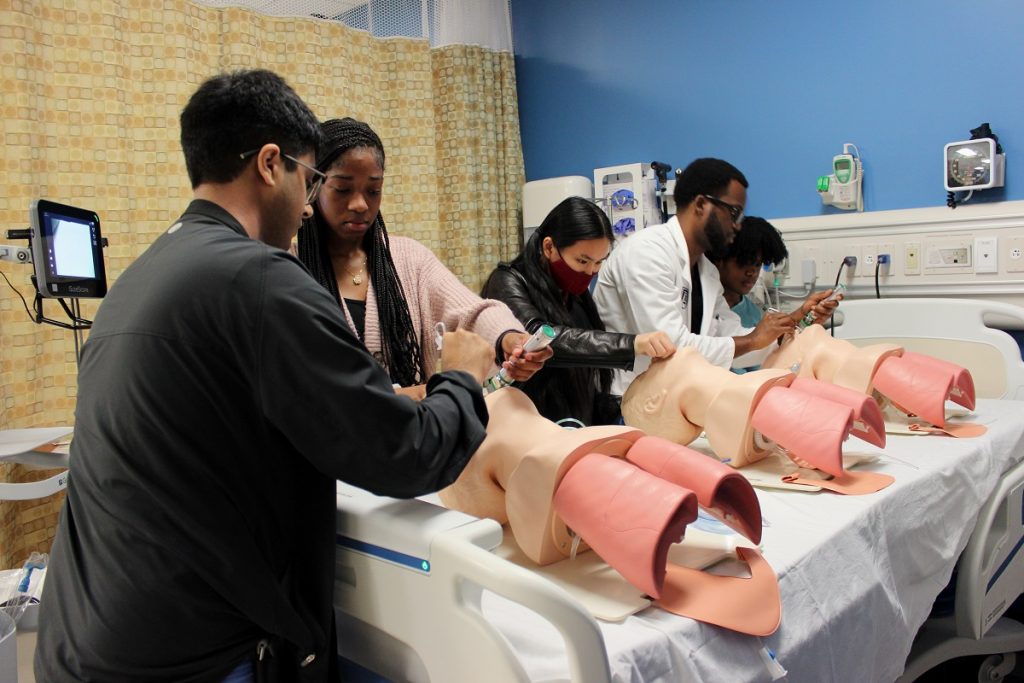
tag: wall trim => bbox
[770,200,1024,235]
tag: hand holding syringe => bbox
[484,325,556,393]
[797,284,845,329]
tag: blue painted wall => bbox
[510,0,1024,218]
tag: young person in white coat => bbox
[594,158,836,394]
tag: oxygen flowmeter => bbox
[816,143,863,212]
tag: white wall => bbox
[771,200,1024,319]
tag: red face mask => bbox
[549,251,594,296]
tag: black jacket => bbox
[36,200,488,683]
[482,262,635,425]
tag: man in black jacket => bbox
[36,69,495,683]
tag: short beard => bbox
[703,211,730,255]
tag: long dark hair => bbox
[512,196,615,396]
[513,196,613,325]
[296,117,424,386]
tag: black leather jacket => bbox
[481,262,636,424]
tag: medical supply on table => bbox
[758,643,789,681]
[483,325,556,393]
[1,552,47,626]
[798,284,845,329]
[816,143,863,211]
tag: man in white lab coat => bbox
[595,158,833,394]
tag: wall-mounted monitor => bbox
[29,199,107,299]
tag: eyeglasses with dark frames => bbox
[702,194,744,225]
[239,148,327,204]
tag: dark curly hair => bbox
[180,70,321,188]
[708,215,788,266]
[296,117,424,387]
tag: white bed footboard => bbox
[334,484,610,683]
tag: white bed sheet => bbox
[481,399,1024,683]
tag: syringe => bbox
[797,284,845,329]
[483,324,556,393]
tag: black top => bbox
[344,297,367,339]
[35,200,488,683]
[481,262,635,425]
[690,263,704,333]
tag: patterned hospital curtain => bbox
[432,45,523,290]
[0,0,524,567]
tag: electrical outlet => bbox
[878,242,895,276]
[1008,237,1024,274]
[840,252,858,282]
[904,242,921,275]
[859,243,877,277]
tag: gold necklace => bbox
[343,257,367,286]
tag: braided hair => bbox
[296,117,425,387]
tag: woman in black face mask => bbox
[482,196,676,425]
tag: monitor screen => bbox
[29,199,107,298]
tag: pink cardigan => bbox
[338,236,524,379]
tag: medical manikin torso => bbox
[621,342,898,495]
[438,387,781,634]
[763,324,900,394]
[621,346,792,467]
[439,388,645,564]
[762,324,978,431]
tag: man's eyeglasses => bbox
[702,194,744,225]
[239,149,327,204]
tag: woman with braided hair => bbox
[297,117,548,399]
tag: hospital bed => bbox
[333,486,610,682]
[334,299,1024,683]
[832,297,1024,681]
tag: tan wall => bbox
[0,0,524,568]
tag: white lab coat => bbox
[593,217,770,394]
